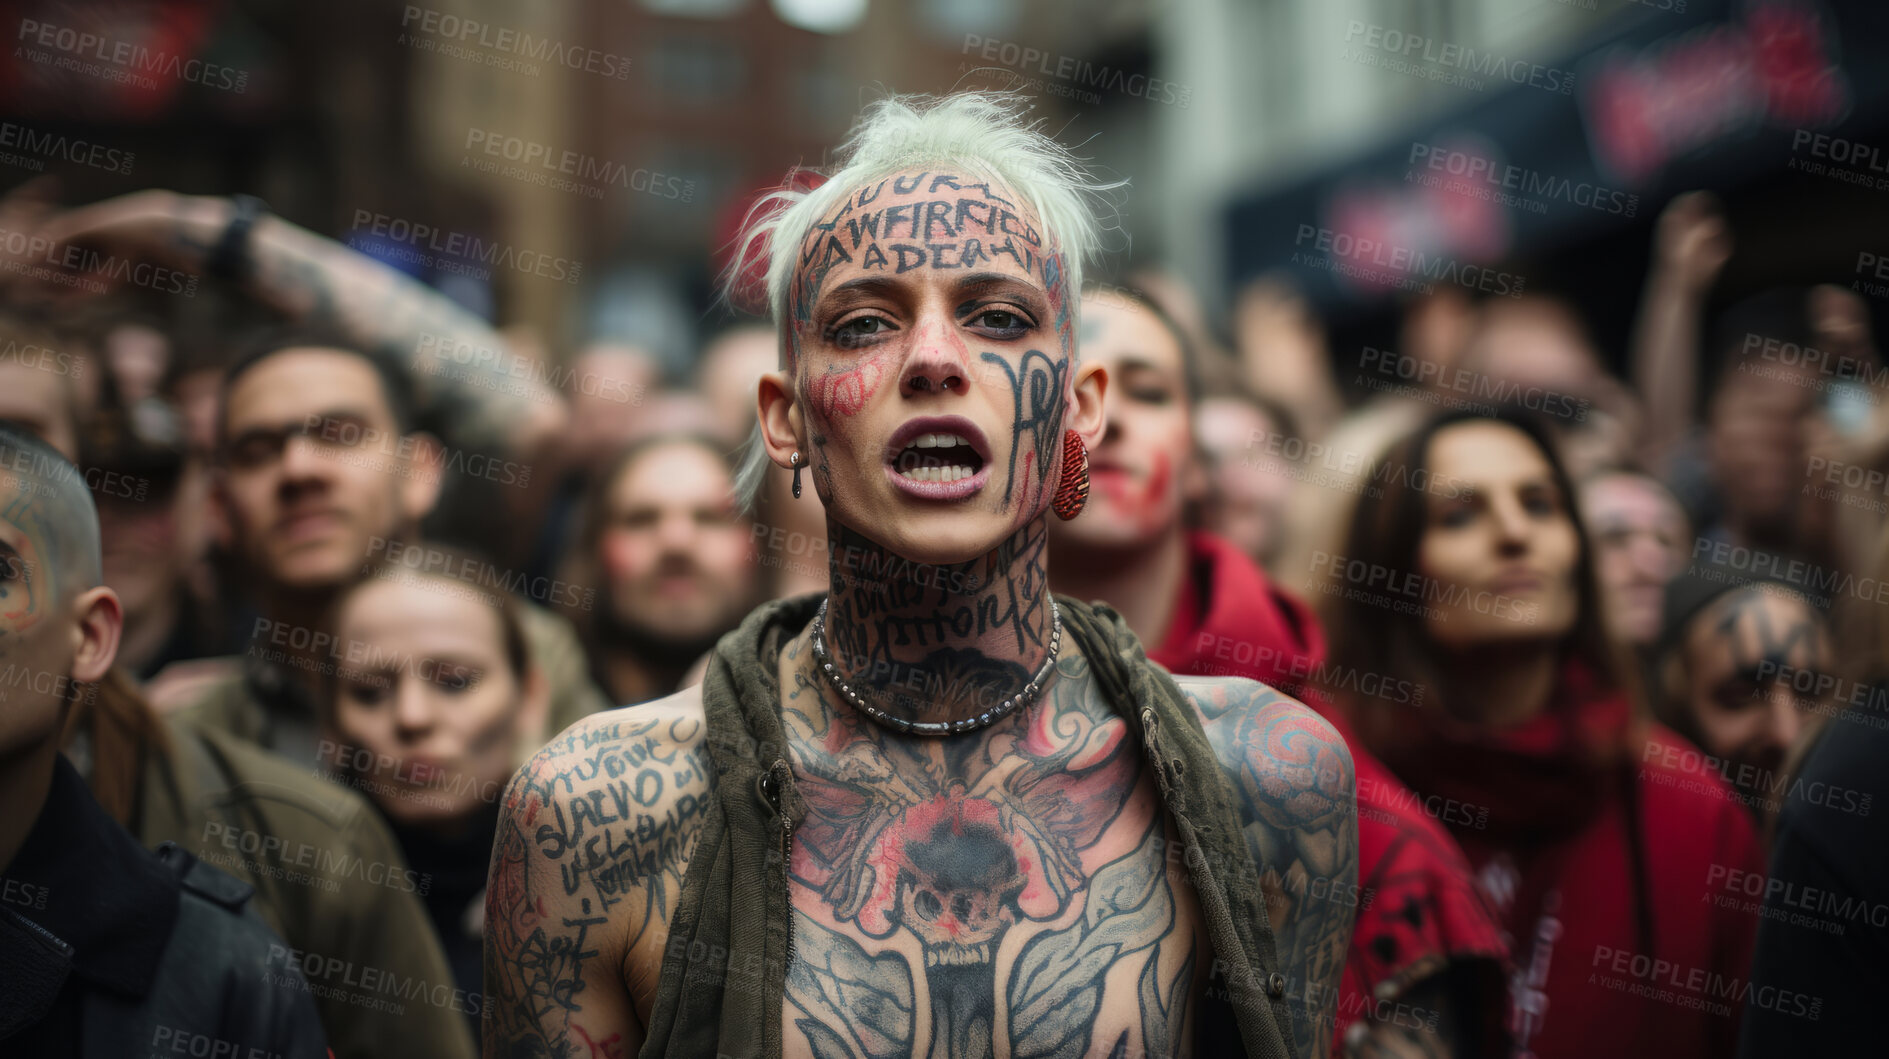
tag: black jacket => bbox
[1738,693,1889,1055]
[0,756,329,1058]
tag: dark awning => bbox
[1224,0,1889,312]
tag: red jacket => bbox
[1150,531,1510,1054]
[1384,661,1764,1059]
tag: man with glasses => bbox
[176,329,606,761]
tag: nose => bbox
[1491,495,1531,553]
[899,317,970,397]
[392,676,433,739]
[279,432,330,483]
[656,510,697,552]
[1628,535,1671,584]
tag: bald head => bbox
[0,425,102,603]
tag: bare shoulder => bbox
[1170,675,1356,832]
[532,684,709,773]
[503,686,713,882]
[485,688,713,1055]
[1171,675,1359,1059]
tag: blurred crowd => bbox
[1,160,1885,1058]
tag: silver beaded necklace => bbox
[808,596,1063,737]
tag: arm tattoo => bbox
[1190,679,1360,1059]
[244,215,557,451]
[780,643,1201,1058]
[484,712,707,1057]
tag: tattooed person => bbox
[1651,569,1833,823]
[485,93,1358,1059]
[9,185,562,459]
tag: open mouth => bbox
[892,432,987,484]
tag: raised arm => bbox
[1184,677,1359,1059]
[483,703,708,1058]
[16,189,563,454]
[1630,191,1731,474]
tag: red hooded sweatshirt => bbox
[1382,659,1764,1059]
[1150,531,1511,1055]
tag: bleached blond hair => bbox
[727,91,1120,511]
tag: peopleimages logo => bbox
[349,210,582,284]
[399,5,632,79]
[200,822,430,896]
[1407,141,1639,218]
[15,18,249,93]
[0,120,134,175]
[1293,224,1525,297]
[1342,20,1576,95]
[1357,346,1588,422]
[463,129,694,202]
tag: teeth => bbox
[895,433,981,484]
[899,464,976,484]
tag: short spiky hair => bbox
[730,91,1117,350]
[726,92,1118,510]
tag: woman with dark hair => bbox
[1322,408,1763,1059]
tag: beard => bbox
[596,585,744,662]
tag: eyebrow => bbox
[1114,356,1180,380]
[824,277,906,306]
[955,271,1046,297]
[229,407,381,437]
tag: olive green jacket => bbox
[639,593,1298,1059]
[134,720,477,1059]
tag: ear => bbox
[1067,360,1108,450]
[69,585,123,684]
[757,370,805,468]
[398,431,446,527]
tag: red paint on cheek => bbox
[811,355,888,419]
[1137,451,1174,530]
[599,532,640,581]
